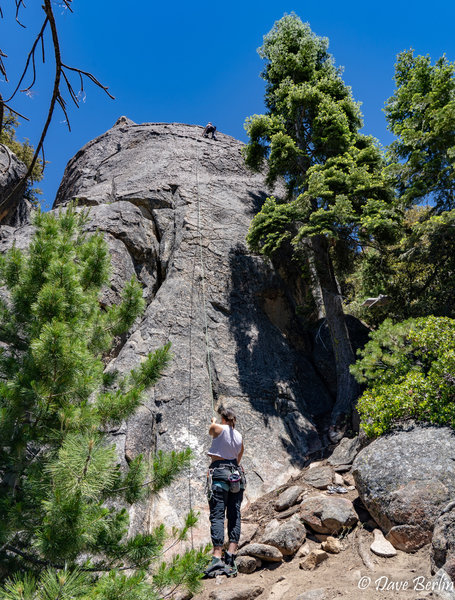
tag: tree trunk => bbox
[305,240,325,320]
[307,235,359,436]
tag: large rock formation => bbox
[353,426,455,552]
[4,119,339,541]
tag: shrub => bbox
[351,316,455,436]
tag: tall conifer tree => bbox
[244,14,396,435]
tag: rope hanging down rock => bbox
[195,148,217,418]
[185,144,217,547]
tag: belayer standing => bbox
[202,122,217,140]
[204,408,245,577]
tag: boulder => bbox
[238,543,284,563]
[333,464,352,473]
[353,426,455,552]
[209,585,264,600]
[342,473,355,487]
[300,495,358,534]
[370,529,397,558]
[260,516,307,555]
[303,466,333,490]
[432,503,455,581]
[239,523,259,548]
[274,485,304,511]
[429,569,455,600]
[47,120,329,536]
[236,555,261,574]
[386,525,429,553]
[328,436,361,467]
[276,505,302,519]
[299,549,329,571]
[333,473,344,486]
[297,542,311,557]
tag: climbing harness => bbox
[205,463,246,501]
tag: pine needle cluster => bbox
[0,207,208,598]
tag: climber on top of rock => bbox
[202,122,217,140]
[204,407,245,578]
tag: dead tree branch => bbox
[0,0,114,221]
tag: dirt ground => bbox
[193,538,434,600]
[191,461,441,600]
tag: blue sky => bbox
[2,1,455,210]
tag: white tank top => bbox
[208,424,243,460]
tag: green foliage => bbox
[152,547,212,598]
[86,571,155,600]
[244,14,363,190]
[385,50,455,211]
[349,207,455,324]
[352,316,455,436]
[0,568,89,600]
[0,111,43,202]
[151,449,192,494]
[0,207,206,597]
[244,14,395,286]
[296,142,399,245]
[350,50,455,326]
[246,196,300,254]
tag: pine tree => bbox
[0,207,208,599]
[243,14,397,434]
[385,50,455,211]
[349,50,455,323]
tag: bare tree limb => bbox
[0,48,7,80]
[4,17,49,104]
[0,0,115,221]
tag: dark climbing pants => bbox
[209,486,243,547]
[203,125,217,139]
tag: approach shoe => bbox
[223,551,238,577]
[203,556,226,578]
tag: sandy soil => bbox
[193,537,433,599]
[191,460,439,600]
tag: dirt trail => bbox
[194,536,432,599]
[192,460,440,600]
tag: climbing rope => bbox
[185,145,217,548]
[195,150,217,418]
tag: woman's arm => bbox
[237,441,244,464]
[208,417,223,438]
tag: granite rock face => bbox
[42,119,337,539]
[353,426,455,552]
[0,145,30,226]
